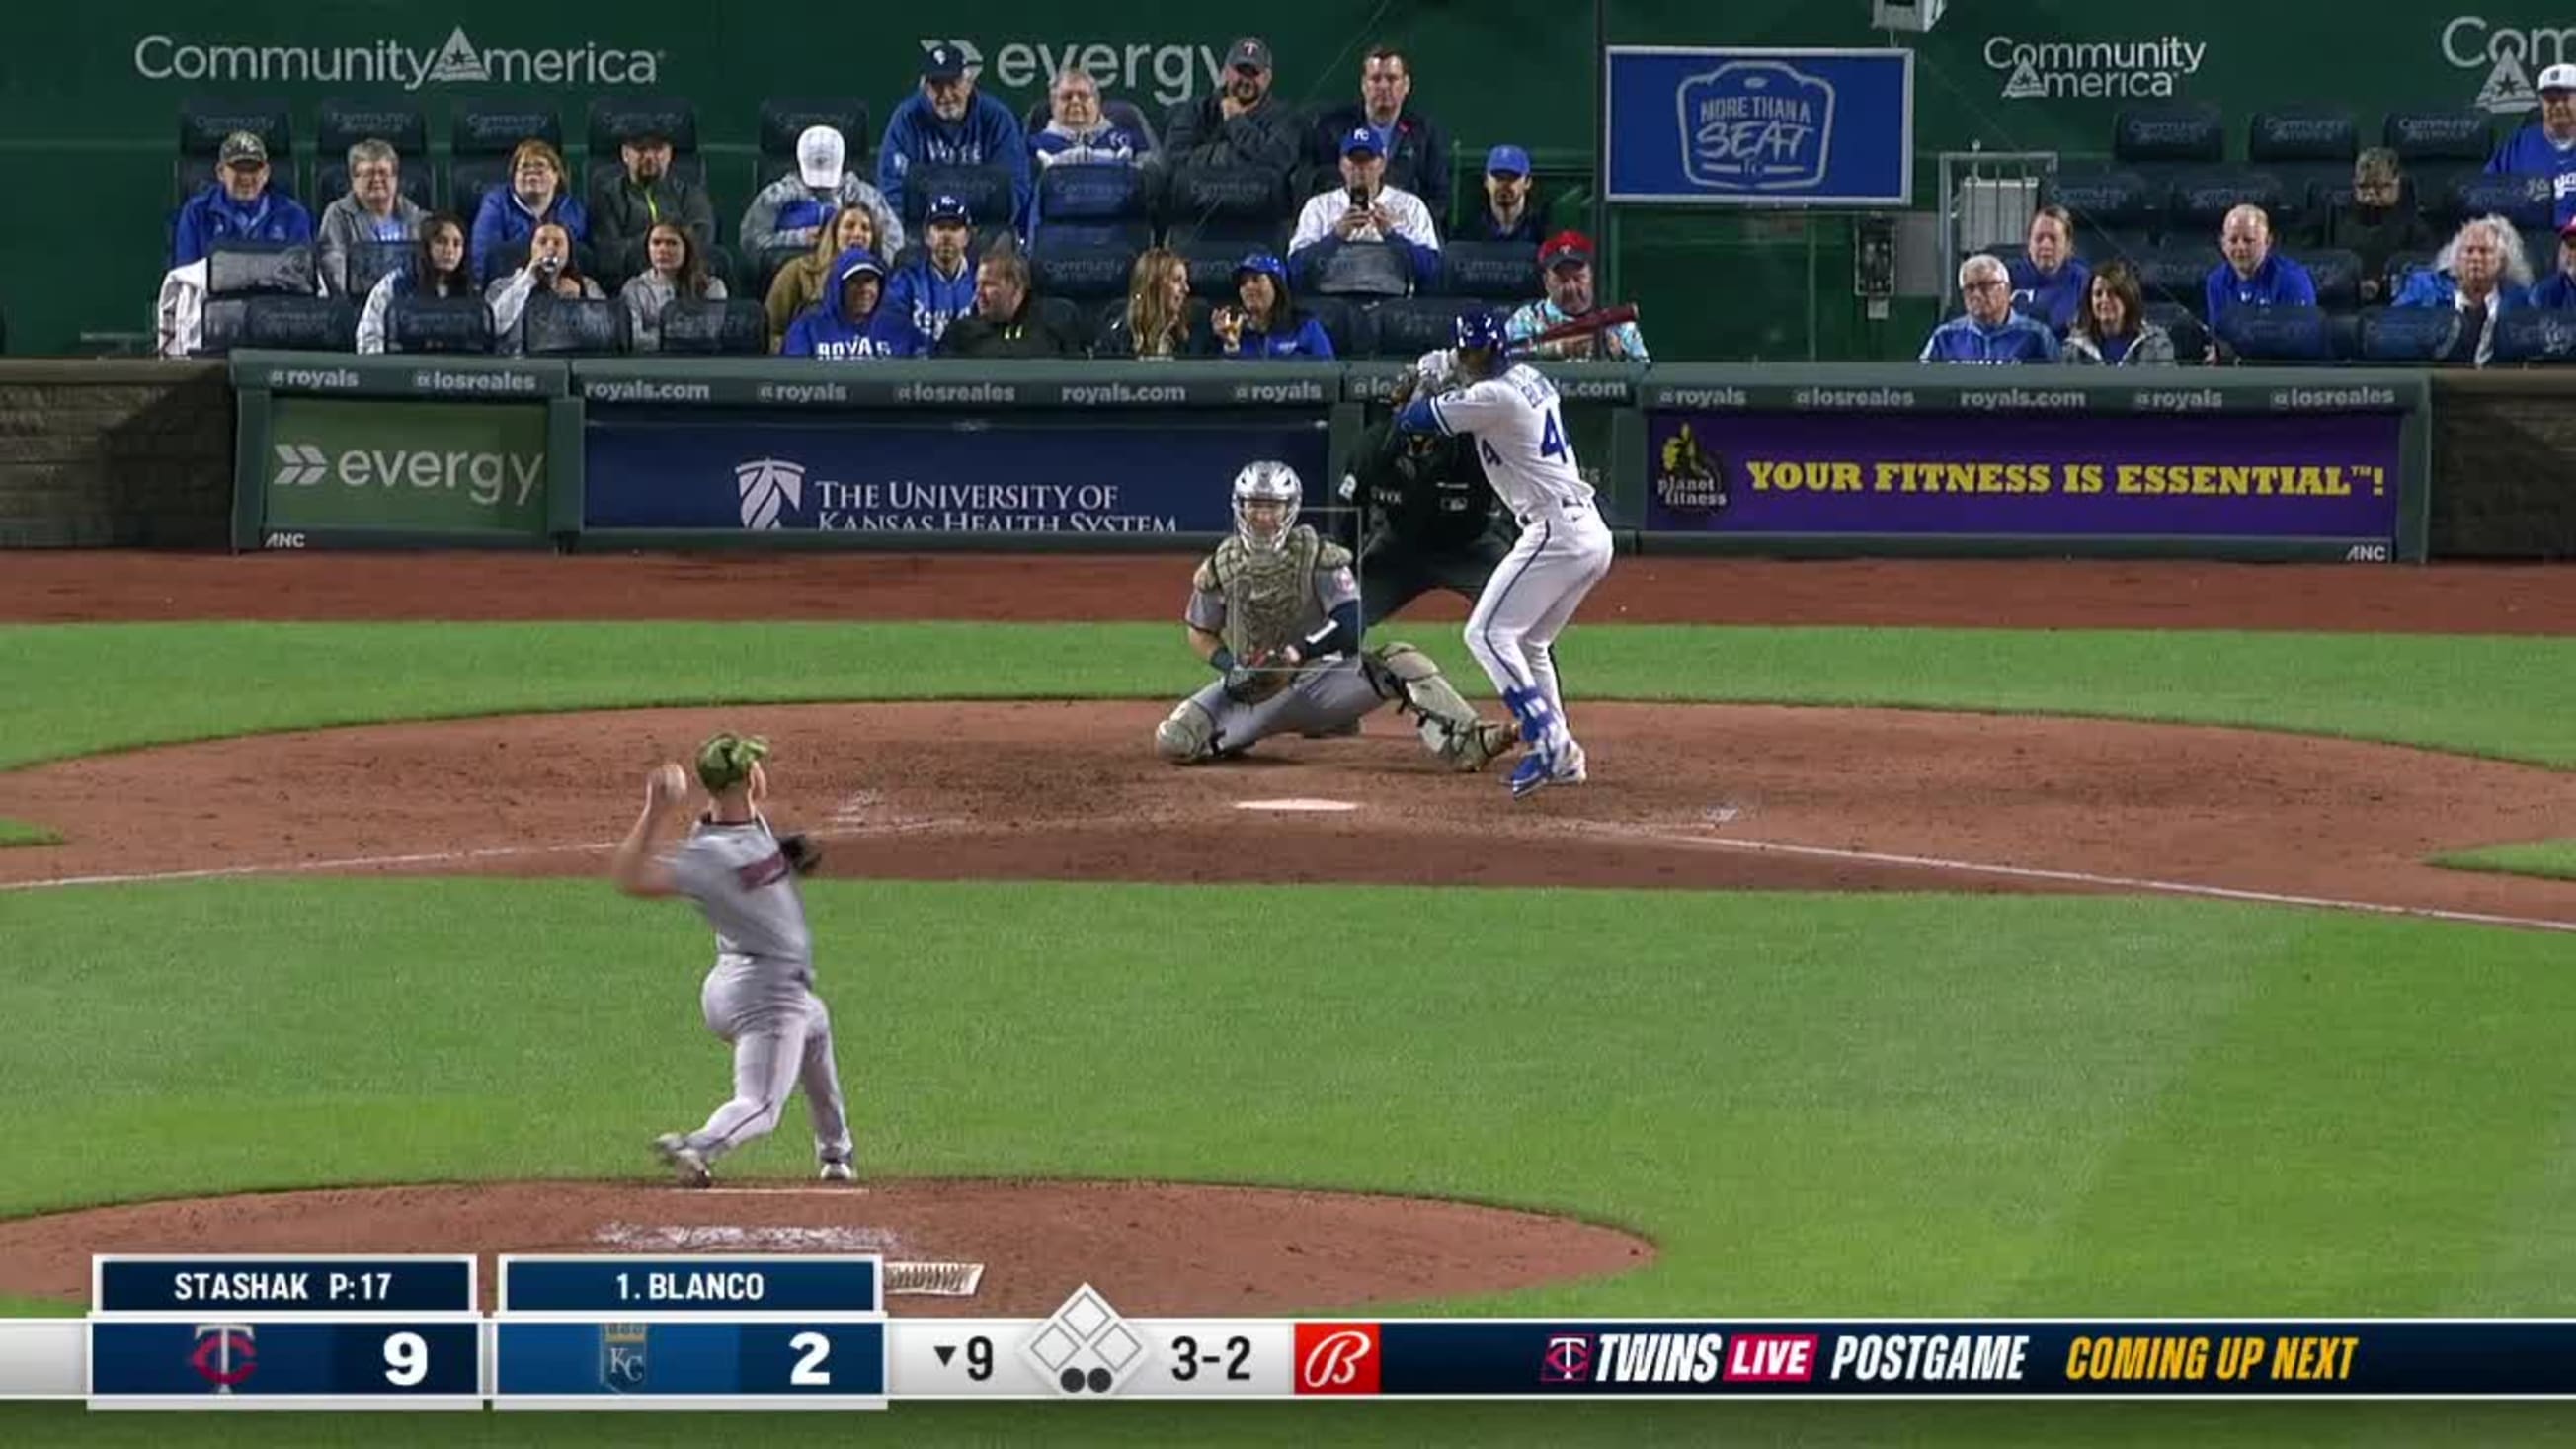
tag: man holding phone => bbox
[1287,127,1442,293]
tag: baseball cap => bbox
[1227,37,1273,72]
[1338,126,1382,159]
[2559,215,2576,240]
[1539,229,1595,269]
[926,193,973,226]
[795,125,845,187]
[1235,251,1288,283]
[923,41,971,81]
[837,248,887,282]
[218,130,269,167]
[1486,144,1531,178]
[2542,62,2576,93]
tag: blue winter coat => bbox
[867,255,979,357]
[2390,268,2532,314]
[2204,253,2317,329]
[2529,270,2576,309]
[2485,122,2576,228]
[877,92,1033,226]
[2007,255,2092,335]
[782,247,901,360]
[468,188,590,285]
[171,184,315,267]
[1918,313,2059,363]
[1221,311,1335,359]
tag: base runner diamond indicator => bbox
[1022,1284,1143,1396]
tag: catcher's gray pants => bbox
[685,957,853,1166]
[1187,655,1386,755]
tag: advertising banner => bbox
[583,415,1330,535]
[1646,409,2401,544]
[261,396,551,538]
[1605,47,1912,205]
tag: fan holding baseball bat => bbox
[1501,230,1651,362]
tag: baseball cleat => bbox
[1551,741,1588,784]
[819,1160,856,1183]
[653,1132,711,1188]
[1507,750,1558,798]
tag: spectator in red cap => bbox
[2529,217,2576,308]
[1470,146,1546,246]
[1505,231,1648,361]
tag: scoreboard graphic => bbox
[32,1254,2576,1409]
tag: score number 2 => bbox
[1169,1334,1252,1382]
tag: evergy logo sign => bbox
[134,26,661,90]
[920,37,1228,106]
[2444,15,2576,113]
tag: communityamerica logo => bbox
[133,26,661,90]
[2444,15,2576,114]
[1984,35,2209,100]
[734,457,806,530]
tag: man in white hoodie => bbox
[739,125,905,268]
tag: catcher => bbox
[1154,459,1513,770]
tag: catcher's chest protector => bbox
[1212,527,1326,658]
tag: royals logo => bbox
[1676,60,1834,193]
[601,1323,649,1393]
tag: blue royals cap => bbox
[1339,126,1383,159]
[922,42,970,80]
[1485,144,1530,177]
[1235,251,1288,283]
[926,193,972,226]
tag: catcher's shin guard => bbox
[1155,699,1219,764]
[1367,642,1513,772]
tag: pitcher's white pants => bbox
[686,959,853,1166]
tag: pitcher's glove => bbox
[1222,645,1301,705]
[779,832,824,877]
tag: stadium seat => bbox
[2112,102,2225,167]
[2142,302,2208,362]
[1164,164,1290,227]
[179,97,291,160]
[2217,303,2331,362]
[1303,240,1413,298]
[1167,221,1291,297]
[2134,246,2217,310]
[1032,221,1152,300]
[1367,296,1469,358]
[312,160,436,214]
[2044,167,2158,255]
[2445,173,2553,229]
[2384,250,2440,299]
[2290,249,2366,310]
[750,243,808,301]
[1302,295,1371,358]
[2522,227,2562,280]
[341,238,412,298]
[760,97,870,170]
[588,96,699,156]
[2360,306,2455,362]
[315,97,428,162]
[447,158,510,220]
[1441,240,1540,301]
[2248,107,2358,238]
[206,240,318,298]
[902,164,1016,228]
[388,295,495,354]
[450,99,562,157]
[2328,310,2365,360]
[2491,307,2576,363]
[657,296,770,355]
[2383,111,2493,164]
[196,295,356,356]
[2167,169,2287,240]
[1036,164,1149,224]
[520,293,629,356]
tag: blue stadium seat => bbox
[1167,221,1291,297]
[2112,102,2225,167]
[902,164,1016,228]
[2217,303,2331,362]
[1164,164,1290,227]
[2445,173,2553,229]
[196,295,356,356]
[2045,167,2158,254]
[206,240,318,298]
[1367,296,1469,359]
[450,99,562,158]
[589,96,699,156]
[1031,221,1152,300]
[315,97,427,161]
[447,158,510,219]
[657,297,770,356]
[388,295,495,354]
[1302,295,1364,358]
[2383,111,2493,164]
[1441,241,1540,301]
[2248,107,2358,234]
[2167,169,2288,239]
[520,293,629,357]
[2521,227,2561,280]
[1036,164,1149,224]
[2490,308,2576,363]
[2360,306,2455,362]
[2290,249,2366,310]
[2134,246,2217,310]
[2384,250,2440,299]
[758,97,869,188]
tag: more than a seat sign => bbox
[1605,47,1914,207]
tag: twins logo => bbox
[1676,60,1833,193]
[1540,1332,1594,1385]
[190,1323,257,1394]
[734,457,807,530]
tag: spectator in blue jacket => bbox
[2008,204,2090,335]
[1030,69,1148,169]
[783,247,898,360]
[2393,213,2533,364]
[1920,254,2060,363]
[172,131,314,267]
[2485,61,2576,228]
[881,42,1032,228]
[2530,218,2576,308]
[2204,204,2315,337]
[469,139,589,285]
[1214,252,1334,359]
[867,194,981,356]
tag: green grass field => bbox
[2,617,2571,1446]
[0,819,59,847]
[2435,840,2576,882]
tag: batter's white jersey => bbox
[1426,362,1594,521]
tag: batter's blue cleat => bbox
[1508,749,1557,798]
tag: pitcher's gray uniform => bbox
[667,816,852,1168]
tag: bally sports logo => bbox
[1293,1323,1380,1394]
[734,457,806,530]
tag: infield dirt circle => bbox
[0,554,2569,1312]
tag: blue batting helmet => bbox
[1455,308,1508,351]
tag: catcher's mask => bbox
[1231,460,1302,552]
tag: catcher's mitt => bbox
[1222,646,1300,705]
[779,832,824,877]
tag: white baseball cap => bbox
[2542,62,2576,94]
[795,125,845,187]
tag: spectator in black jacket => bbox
[1161,36,1299,174]
[1306,47,1451,221]
[589,124,716,289]
[1467,145,1545,245]
[936,250,1087,358]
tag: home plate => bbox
[1233,797,1360,812]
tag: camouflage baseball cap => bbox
[694,732,770,792]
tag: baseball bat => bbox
[1511,303,1639,353]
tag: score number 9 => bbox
[383,1330,428,1386]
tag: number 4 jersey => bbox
[1424,363,1593,522]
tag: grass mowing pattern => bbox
[0,819,59,847]
[2431,839,2576,882]
[0,622,2570,771]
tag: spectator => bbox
[620,222,729,353]
[1030,69,1148,169]
[173,130,314,267]
[469,139,588,285]
[2329,147,2436,304]
[1213,252,1333,359]
[1161,36,1299,173]
[1305,46,1452,218]
[1505,229,1649,362]
[315,139,425,295]
[486,220,604,354]
[881,42,1033,227]
[937,249,1087,358]
[782,247,897,360]
[357,212,475,354]
[765,205,876,353]
[1096,247,1206,358]
[2393,213,2533,365]
[1287,128,1441,292]
[2204,204,2315,339]
[2058,260,2175,365]
[2007,204,2090,335]
[1920,254,2059,363]
[2485,61,2576,228]
[870,194,980,356]
[2530,217,2576,308]
[589,122,716,288]
[741,126,905,267]
[1470,146,1545,245]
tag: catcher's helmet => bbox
[1231,460,1302,552]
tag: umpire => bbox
[1341,364,1514,631]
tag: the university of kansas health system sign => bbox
[1606,47,1913,206]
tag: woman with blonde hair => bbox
[765,206,874,353]
[1095,247,1204,358]
[469,137,590,283]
